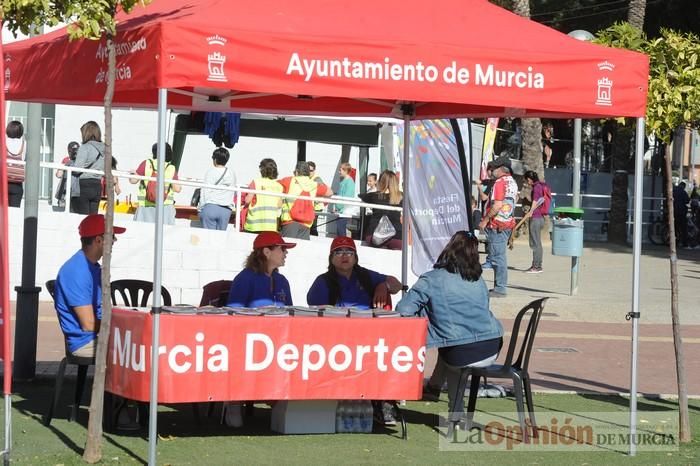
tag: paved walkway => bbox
[7,237,700,397]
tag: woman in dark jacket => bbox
[359,170,402,249]
[397,231,503,420]
[73,121,106,214]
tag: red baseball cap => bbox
[330,236,357,252]
[253,231,297,250]
[78,214,126,238]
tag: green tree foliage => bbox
[596,23,700,142]
[2,0,146,39]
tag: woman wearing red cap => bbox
[306,236,401,309]
[226,232,296,308]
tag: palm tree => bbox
[628,0,647,29]
[510,0,545,179]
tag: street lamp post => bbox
[567,29,594,296]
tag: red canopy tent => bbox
[2,0,651,461]
[4,0,647,118]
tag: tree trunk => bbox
[521,118,544,177]
[510,0,530,17]
[662,145,692,443]
[607,121,632,243]
[83,32,116,464]
[628,0,647,30]
[508,2,544,180]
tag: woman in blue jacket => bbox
[227,232,296,308]
[397,231,503,420]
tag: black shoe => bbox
[373,402,397,426]
[489,289,506,298]
[383,403,397,426]
[422,385,441,402]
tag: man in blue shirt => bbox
[54,214,126,357]
[307,236,401,309]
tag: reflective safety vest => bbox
[244,177,283,232]
[280,176,321,228]
[137,159,177,207]
[312,176,325,212]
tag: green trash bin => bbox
[551,207,584,256]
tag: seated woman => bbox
[359,170,402,249]
[226,232,295,308]
[223,231,295,427]
[307,236,402,425]
[307,236,401,309]
[396,231,503,421]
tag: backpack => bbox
[6,139,26,183]
[145,159,171,203]
[289,179,315,223]
[540,182,555,216]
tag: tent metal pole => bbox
[401,107,413,294]
[148,88,168,466]
[570,118,583,295]
[3,395,11,466]
[628,116,645,457]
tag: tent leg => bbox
[148,88,168,466]
[628,117,645,456]
[400,107,413,295]
[3,394,11,465]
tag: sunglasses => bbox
[332,248,355,256]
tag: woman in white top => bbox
[5,121,26,208]
[198,147,236,230]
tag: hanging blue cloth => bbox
[203,112,241,148]
[226,113,241,148]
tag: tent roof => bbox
[3,0,649,119]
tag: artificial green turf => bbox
[4,378,699,465]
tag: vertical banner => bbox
[400,120,470,276]
[480,117,499,179]
[0,39,12,394]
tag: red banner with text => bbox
[106,309,428,403]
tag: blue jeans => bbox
[336,217,349,237]
[200,204,231,230]
[485,228,511,294]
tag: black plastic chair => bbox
[111,279,172,307]
[447,297,548,442]
[43,279,95,426]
